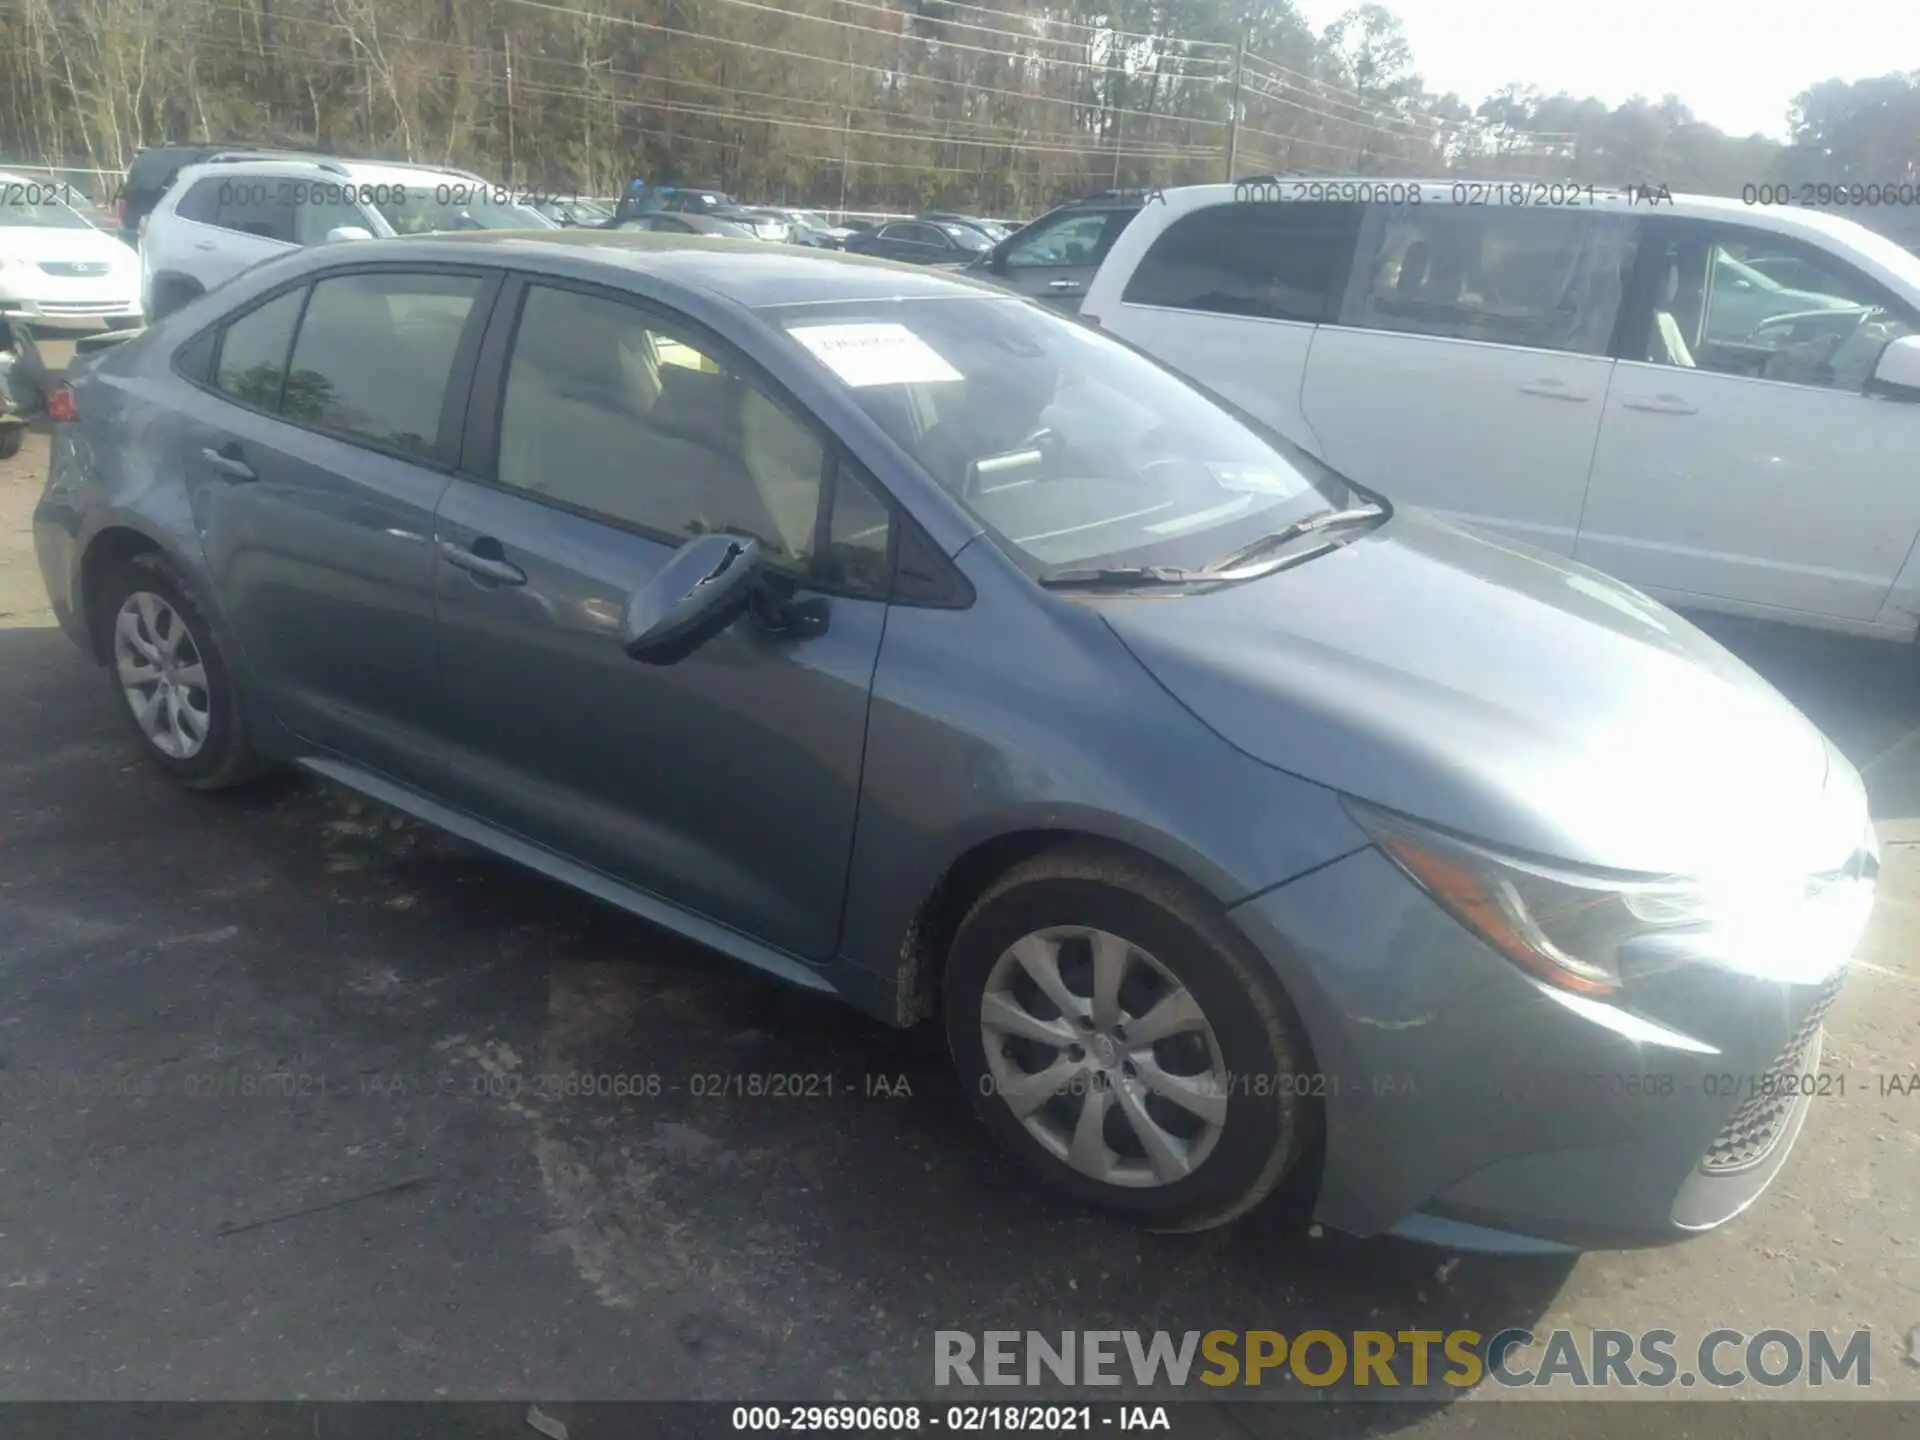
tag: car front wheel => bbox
[944,846,1317,1232]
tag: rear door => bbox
[1299,204,1636,555]
[1099,199,1362,449]
[982,206,1137,311]
[1576,218,1920,622]
[429,278,896,958]
[177,264,500,786]
[172,176,299,290]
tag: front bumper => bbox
[0,289,142,326]
[1231,846,1853,1251]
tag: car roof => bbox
[301,229,1014,308]
[1134,179,1920,282]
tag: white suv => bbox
[1082,181,1920,642]
[141,156,555,319]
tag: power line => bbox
[506,0,1230,81]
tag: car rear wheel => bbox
[944,846,1316,1232]
[0,425,21,461]
[98,555,265,789]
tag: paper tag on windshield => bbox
[789,323,963,387]
[1208,464,1295,494]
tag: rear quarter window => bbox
[1121,201,1362,323]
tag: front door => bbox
[1577,218,1920,622]
[1300,204,1637,555]
[987,207,1134,311]
[182,266,497,785]
[431,279,896,959]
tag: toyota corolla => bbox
[32,232,1876,1250]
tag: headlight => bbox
[1348,801,1876,995]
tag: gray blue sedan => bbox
[32,231,1876,1249]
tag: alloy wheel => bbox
[113,590,211,760]
[979,925,1229,1188]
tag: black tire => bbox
[0,425,21,461]
[944,845,1317,1232]
[95,553,267,790]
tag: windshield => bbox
[0,191,91,229]
[370,185,553,234]
[766,296,1352,573]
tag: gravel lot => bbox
[1,335,1917,1433]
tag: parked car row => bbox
[31,224,1878,1255]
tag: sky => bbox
[1290,0,1920,139]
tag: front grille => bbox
[38,262,112,277]
[36,300,127,315]
[1700,966,1847,1175]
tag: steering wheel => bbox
[1748,305,1869,346]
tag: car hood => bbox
[0,223,136,266]
[1094,510,1862,878]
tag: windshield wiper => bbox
[1036,565,1209,590]
[1203,503,1386,575]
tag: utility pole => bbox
[1223,21,1248,183]
[504,31,517,187]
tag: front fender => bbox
[834,547,1368,1026]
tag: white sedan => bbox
[0,174,142,328]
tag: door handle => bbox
[192,241,215,251]
[1619,394,1699,415]
[1518,379,1587,401]
[439,538,527,587]
[200,443,255,482]
[1048,278,1084,292]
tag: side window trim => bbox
[1122,201,1362,326]
[460,271,969,606]
[184,280,311,418]
[184,264,502,468]
[1615,216,1920,382]
[1337,203,1633,356]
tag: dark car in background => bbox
[777,209,856,249]
[842,218,991,266]
[965,193,1144,312]
[611,182,738,226]
[923,213,1010,243]
[30,231,1877,1254]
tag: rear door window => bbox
[1338,205,1637,356]
[212,288,307,410]
[212,182,297,243]
[1121,201,1362,322]
[174,178,223,225]
[279,271,485,454]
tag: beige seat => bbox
[1649,265,1696,368]
[738,387,825,561]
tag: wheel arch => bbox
[887,821,1303,1032]
[145,270,206,321]
[77,525,227,666]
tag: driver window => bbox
[1636,224,1917,390]
[1006,213,1107,269]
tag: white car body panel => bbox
[0,174,142,324]
[1084,182,1920,640]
